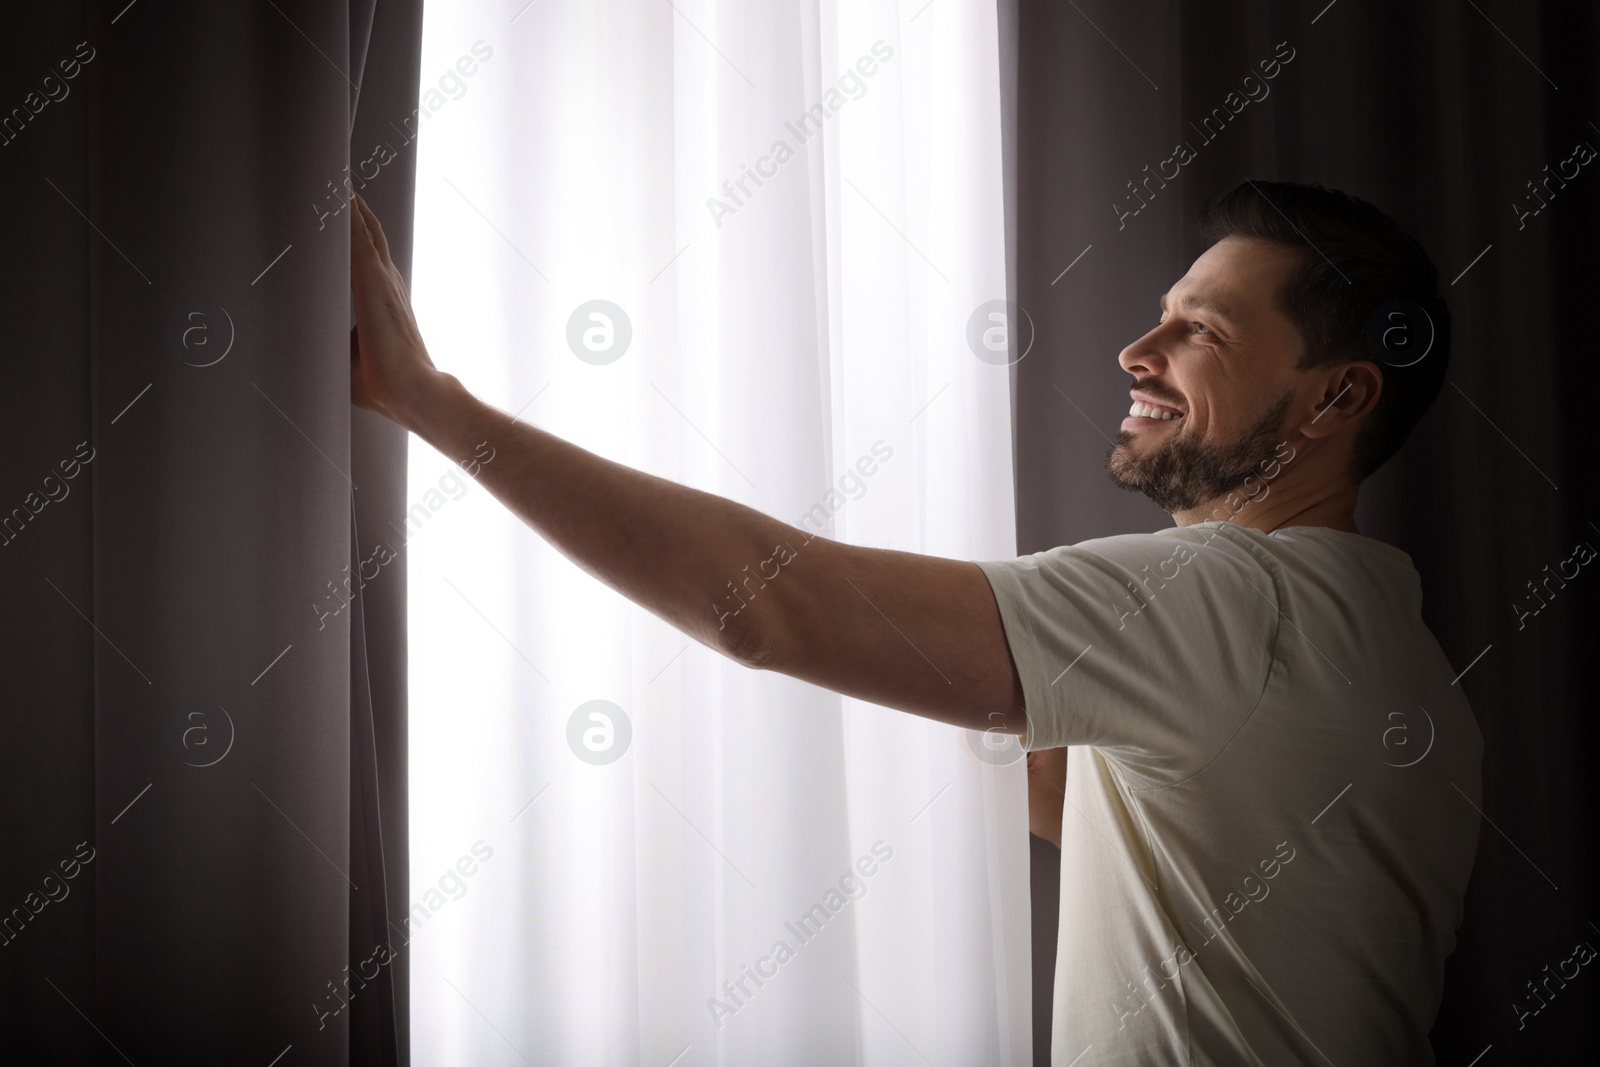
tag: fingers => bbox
[350,200,382,288]
[349,198,401,310]
[351,192,394,269]
[349,196,405,321]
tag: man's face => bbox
[1106,236,1309,514]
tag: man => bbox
[349,179,1481,1065]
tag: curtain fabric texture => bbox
[0,3,421,1063]
[401,2,1028,1064]
[1009,0,1598,1061]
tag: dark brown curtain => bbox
[1007,1,1598,1062]
[0,2,421,1063]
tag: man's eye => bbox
[1192,322,1213,336]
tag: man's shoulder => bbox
[1029,522,1272,574]
[990,524,1283,627]
[1064,522,1419,577]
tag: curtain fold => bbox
[348,2,425,1063]
[0,2,420,1063]
[402,2,1028,1064]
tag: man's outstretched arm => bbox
[350,193,1026,735]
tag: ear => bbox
[1299,360,1382,441]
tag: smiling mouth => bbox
[1122,400,1185,430]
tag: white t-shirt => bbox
[976,522,1482,1066]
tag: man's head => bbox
[1105,181,1450,516]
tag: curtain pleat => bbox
[349,505,401,1065]
[347,1,425,1063]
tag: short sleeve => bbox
[976,524,1279,782]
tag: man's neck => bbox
[1170,467,1361,535]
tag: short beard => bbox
[1105,391,1293,514]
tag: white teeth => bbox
[1128,401,1181,420]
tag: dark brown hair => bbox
[1198,180,1450,480]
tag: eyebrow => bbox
[1158,291,1241,330]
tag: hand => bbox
[349,191,445,426]
[1027,747,1068,848]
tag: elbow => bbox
[712,608,780,671]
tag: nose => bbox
[1118,322,1172,378]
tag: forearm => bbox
[397,372,792,659]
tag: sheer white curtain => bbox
[404,2,1027,1064]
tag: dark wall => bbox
[1012,1,1598,1061]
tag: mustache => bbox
[1131,377,1185,409]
